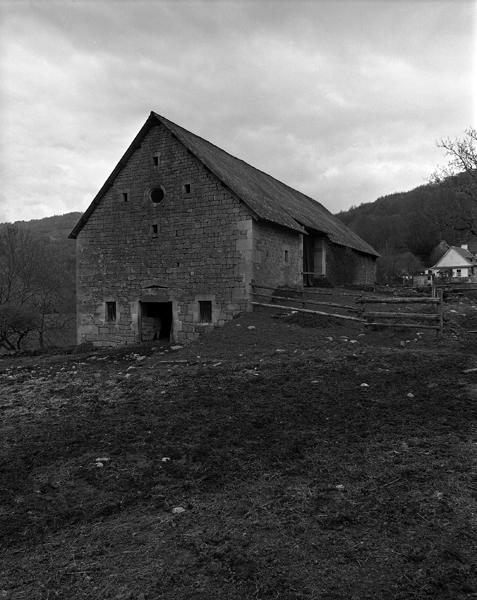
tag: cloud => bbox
[0,0,475,222]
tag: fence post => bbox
[438,289,444,336]
[358,293,365,323]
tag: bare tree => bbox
[0,225,74,350]
[430,128,477,237]
[0,305,37,351]
[0,225,43,306]
[432,128,477,190]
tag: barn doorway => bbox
[303,233,327,287]
[140,301,172,342]
[303,235,314,287]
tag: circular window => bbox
[150,187,165,204]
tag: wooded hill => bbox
[337,174,476,267]
[0,213,80,350]
[5,211,82,243]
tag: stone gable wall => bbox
[76,123,253,345]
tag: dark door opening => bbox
[303,235,314,287]
[140,302,172,342]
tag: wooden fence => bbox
[250,284,365,323]
[356,293,444,335]
[433,282,477,298]
[251,284,444,334]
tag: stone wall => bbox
[252,221,303,294]
[76,122,253,345]
[326,244,376,287]
[353,251,377,286]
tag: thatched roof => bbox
[70,112,378,257]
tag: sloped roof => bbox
[70,112,379,257]
[431,245,476,269]
[454,246,475,261]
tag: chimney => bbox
[461,244,469,251]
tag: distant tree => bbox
[0,304,38,350]
[377,252,423,285]
[0,225,41,306]
[0,225,75,350]
[430,128,477,237]
[429,240,450,266]
[432,128,477,194]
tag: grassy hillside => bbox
[1,308,476,599]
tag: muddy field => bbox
[1,303,476,599]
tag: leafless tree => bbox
[0,225,73,350]
[0,225,43,306]
[0,304,37,351]
[432,128,477,189]
[430,128,477,237]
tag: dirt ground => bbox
[0,300,476,599]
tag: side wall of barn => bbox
[326,243,376,286]
[76,123,253,346]
[251,221,303,292]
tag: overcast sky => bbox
[0,0,475,223]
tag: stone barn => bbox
[70,112,378,346]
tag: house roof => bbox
[69,112,379,257]
[454,246,475,261]
[430,245,476,269]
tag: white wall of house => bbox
[430,266,471,278]
[452,267,470,278]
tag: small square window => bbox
[284,250,289,263]
[152,224,158,236]
[122,192,128,202]
[106,301,117,322]
[183,183,191,194]
[153,153,160,167]
[199,300,212,323]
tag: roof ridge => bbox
[153,113,377,255]
[70,111,378,257]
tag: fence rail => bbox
[434,283,477,296]
[250,302,364,322]
[357,293,443,335]
[250,285,444,334]
[252,291,360,313]
[356,297,440,304]
[251,284,365,323]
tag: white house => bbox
[428,244,477,279]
